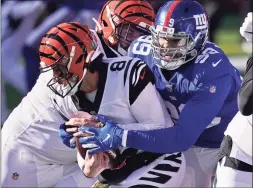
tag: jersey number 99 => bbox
[132,36,152,56]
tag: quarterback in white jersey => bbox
[1,1,157,187]
[43,22,185,187]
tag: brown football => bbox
[76,138,121,169]
[75,121,104,159]
[76,138,88,159]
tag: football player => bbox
[75,1,242,187]
[42,22,186,187]
[91,0,155,57]
[24,0,154,89]
[215,12,252,188]
[1,0,156,187]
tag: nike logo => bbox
[140,68,146,80]
[102,134,110,143]
[212,59,222,67]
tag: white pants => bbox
[215,140,252,187]
[181,146,220,187]
[1,146,97,187]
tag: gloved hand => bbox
[240,12,253,43]
[58,111,98,149]
[58,123,76,148]
[78,114,124,155]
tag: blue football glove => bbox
[58,123,76,148]
[78,114,124,155]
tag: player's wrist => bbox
[104,122,124,149]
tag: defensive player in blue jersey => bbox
[64,0,242,187]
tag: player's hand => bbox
[240,12,253,43]
[58,123,77,148]
[78,151,110,178]
[58,112,97,148]
[78,114,124,155]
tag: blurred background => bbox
[1,0,252,124]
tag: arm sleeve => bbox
[124,75,234,153]
[238,55,253,116]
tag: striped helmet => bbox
[39,22,97,97]
[151,0,208,70]
[95,0,155,55]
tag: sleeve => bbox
[123,75,234,153]
[118,62,174,131]
[127,39,139,58]
[238,55,253,116]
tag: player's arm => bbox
[238,55,253,116]
[123,75,235,153]
[78,75,235,155]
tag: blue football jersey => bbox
[128,35,242,149]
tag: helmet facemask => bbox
[39,22,98,98]
[95,0,155,56]
[151,25,198,70]
[115,20,151,55]
[40,46,91,98]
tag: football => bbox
[76,138,121,169]
[76,138,88,159]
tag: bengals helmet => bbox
[95,0,155,55]
[39,22,98,97]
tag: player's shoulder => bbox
[105,56,155,87]
[195,42,230,65]
[128,35,153,67]
[192,42,238,80]
[128,35,152,53]
[104,56,152,78]
[123,56,155,105]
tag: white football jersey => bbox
[54,56,173,131]
[225,112,252,157]
[98,57,173,130]
[2,71,78,165]
[1,30,122,164]
[2,56,173,165]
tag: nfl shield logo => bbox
[12,172,19,180]
[209,85,216,93]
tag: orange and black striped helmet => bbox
[96,0,155,54]
[39,22,97,97]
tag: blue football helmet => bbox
[151,0,208,70]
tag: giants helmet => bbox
[151,0,209,70]
[39,22,98,97]
[95,0,155,55]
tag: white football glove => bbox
[240,12,253,43]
